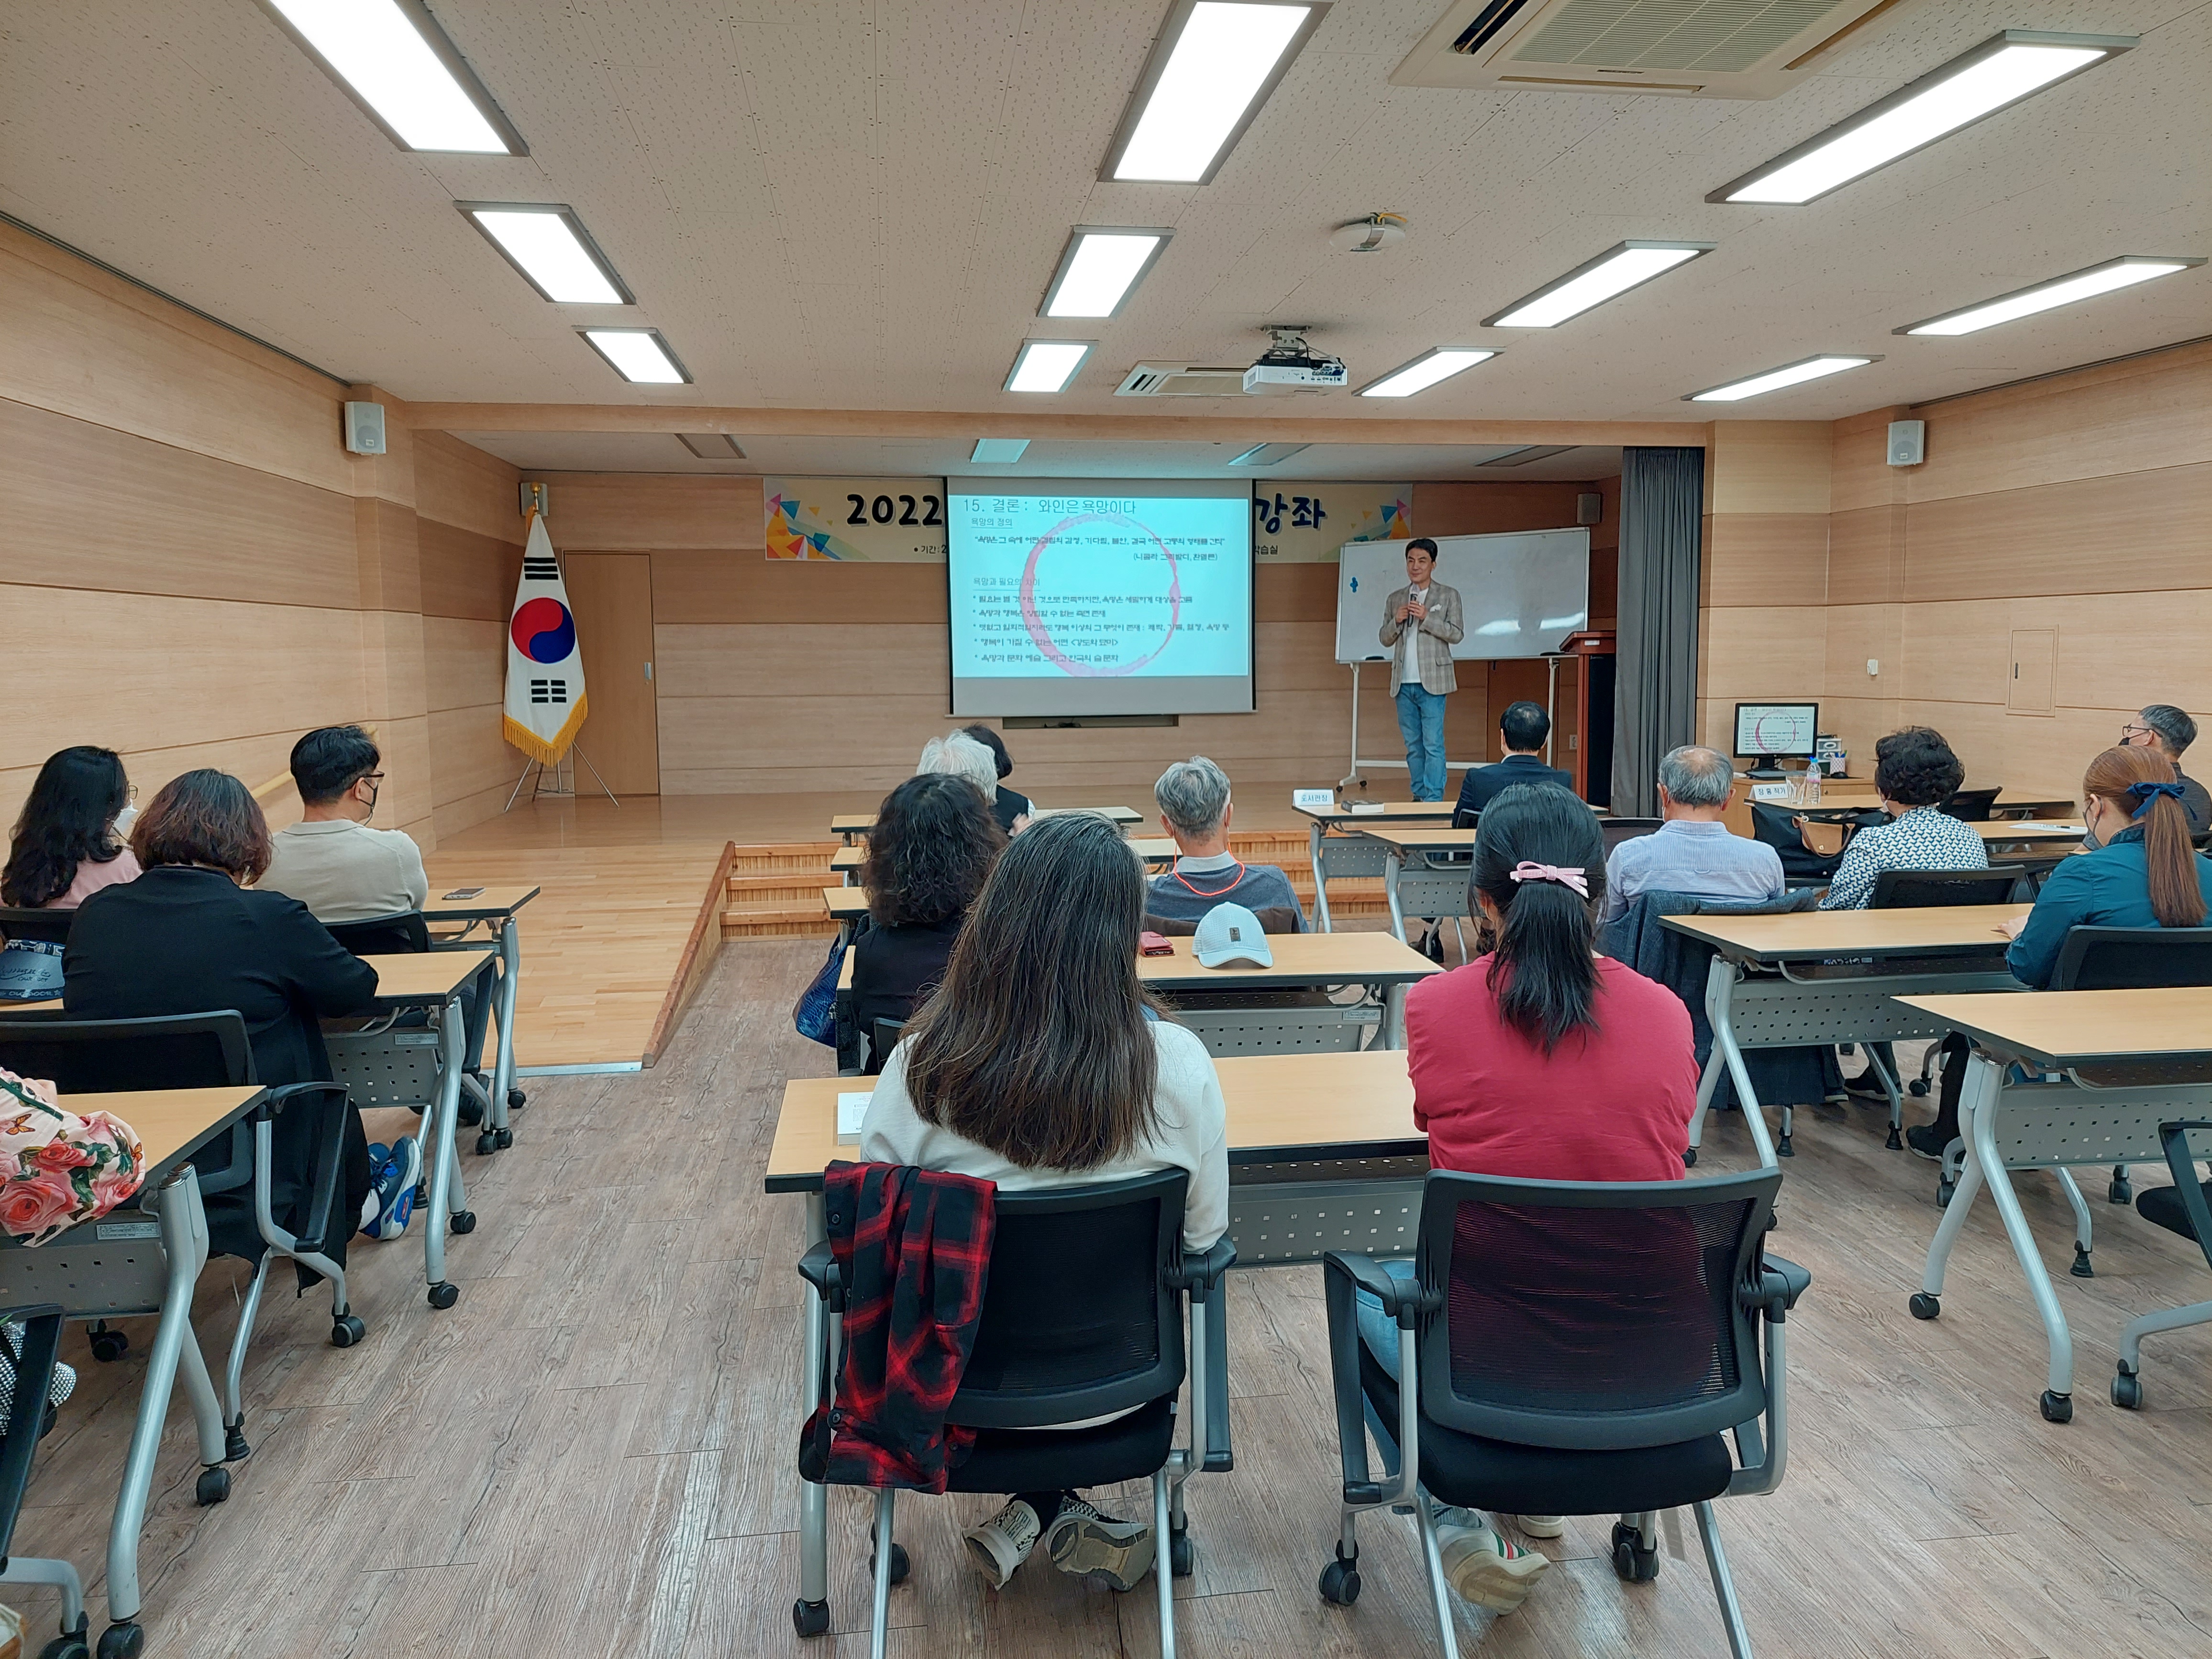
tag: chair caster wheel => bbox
[450,1210,477,1235]
[495,1127,513,1149]
[1610,1523,1660,1582]
[1681,1149,1697,1168]
[1776,1137,1794,1158]
[1907,1078,1930,1098]
[224,1417,251,1461]
[1936,1178,1956,1208]
[457,1097,484,1128]
[864,1542,909,1585]
[2108,1177,2133,1205]
[1908,1292,1940,1321]
[1318,1553,1361,1605]
[1885,1127,1903,1151]
[40,1620,91,1659]
[792,1598,830,1637]
[1170,1530,1194,1578]
[2039,1389,2072,1424]
[2070,1246,2094,1279]
[476,1131,499,1155]
[331,1315,365,1349]
[195,1466,230,1506]
[96,1621,143,1659]
[88,1326,128,1364]
[2111,1368,2142,1409]
[428,1282,459,1310]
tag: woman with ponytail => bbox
[1352,783,1702,1616]
[2001,745,2212,989]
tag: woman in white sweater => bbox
[861,809,1228,1596]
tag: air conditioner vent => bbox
[1397,0,1910,99]
[1114,364,1251,398]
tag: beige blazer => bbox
[1378,580,1464,695]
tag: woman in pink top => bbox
[2,747,141,909]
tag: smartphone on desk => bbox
[441,887,486,901]
[1139,931,1175,957]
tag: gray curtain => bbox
[1611,447,1704,817]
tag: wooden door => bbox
[561,552,660,795]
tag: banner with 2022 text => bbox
[763,477,949,560]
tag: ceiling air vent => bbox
[1392,0,1912,100]
[1114,363,1253,397]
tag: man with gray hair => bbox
[2123,705,2210,833]
[1599,744,1782,925]
[1145,755,1306,933]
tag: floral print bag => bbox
[0,1068,145,1246]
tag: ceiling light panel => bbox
[1485,242,1714,329]
[972,439,1032,463]
[1104,2,1332,185]
[1041,229,1173,319]
[1686,355,1877,403]
[459,205,630,304]
[259,0,525,154]
[1006,341,1094,393]
[1357,347,1497,399]
[1899,256,2204,337]
[579,328,690,385]
[1711,31,2133,206]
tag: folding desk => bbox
[0,1084,263,1654]
[1291,801,1454,931]
[821,886,868,951]
[833,838,1172,885]
[1659,905,2031,1164]
[1140,932,1437,1052]
[328,952,482,1309]
[1896,986,2212,1422]
[420,882,537,1139]
[1350,825,1480,944]
[831,804,1142,842]
[765,1047,1422,1629]
[1972,821,2088,849]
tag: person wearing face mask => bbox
[258,726,428,920]
[1905,746,2212,1157]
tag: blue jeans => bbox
[1396,685,1448,801]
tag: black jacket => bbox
[852,913,965,1073]
[1453,753,1575,825]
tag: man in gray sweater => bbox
[1143,756,1306,934]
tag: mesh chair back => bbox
[0,908,73,947]
[1941,787,2000,822]
[949,1168,1185,1429]
[1412,1167,1781,1450]
[326,911,431,957]
[1872,866,2032,908]
[0,1014,256,1192]
[1599,818,1663,857]
[2049,926,2212,991]
[867,1018,904,1076]
[0,1304,64,1560]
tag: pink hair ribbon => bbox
[1509,861,1589,898]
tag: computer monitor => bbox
[1733,702,1818,778]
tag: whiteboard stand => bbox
[1337,662,1478,796]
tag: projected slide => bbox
[947,481,1254,716]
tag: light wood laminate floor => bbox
[14,941,2210,1657]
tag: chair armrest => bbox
[1320,1253,1434,1508]
[257,1081,351,1120]
[1322,1250,1433,1326]
[1169,1237,1237,1294]
[797,1240,843,1311]
[1741,1253,1812,1323]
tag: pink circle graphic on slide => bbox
[1018,513,1181,676]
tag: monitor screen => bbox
[1733,702,1819,759]
[945,479,1254,717]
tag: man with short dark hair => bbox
[1452,701,1574,825]
[1378,538,1464,802]
[2124,705,2210,833]
[259,726,428,921]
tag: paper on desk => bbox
[837,1092,872,1144]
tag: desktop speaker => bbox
[1886,419,1925,467]
[342,400,387,455]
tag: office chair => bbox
[0,909,72,1004]
[868,1017,903,1077]
[2111,1119,2212,1410]
[1598,818,1663,857]
[0,1304,92,1659]
[796,1168,1233,1658]
[1318,1167,1805,1659]
[1939,787,2001,821]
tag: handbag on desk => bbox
[792,935,842,1047]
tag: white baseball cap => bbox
[1193,902,1272,968]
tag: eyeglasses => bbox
[2118,723,2154,742]
[126,784,139,803]
[359,773,386,786]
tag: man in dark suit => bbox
[1452,701,1576,826]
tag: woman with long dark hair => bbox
[2,746,139,908]
[1359,782,1703,1615]
[861,810,1227,1597]
[851,773,1006,1071]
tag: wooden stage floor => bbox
[15,940,2211,1658]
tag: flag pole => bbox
[570,744,621,807]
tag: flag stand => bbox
[503,744,620,811]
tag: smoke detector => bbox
[1332,213,1408,254]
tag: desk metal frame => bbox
[1296,807,1453,932]
[423,888,537,1134]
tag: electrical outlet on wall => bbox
[1867,659,1880,677]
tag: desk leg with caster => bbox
[1703,961,1780,1167]
[1308,821,1333,933]
[423,998,473,1309]
[106,1168,229,1657]
[493,916,525,1124]
[1380,983,1407,1050]
[1383,852,1407,944]
[795,1193,831,1638]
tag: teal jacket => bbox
[2006,827,2212,988]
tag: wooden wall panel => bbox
[1826,503,1906,605]
[538,474,765,551]
[1900,463,2212,601]
[418,520,522,621]
[424,616,506,715]
[1707,421,1830,516]
[1701,512,1829,606]
[1829,407,1910,514]
[1409,481,1594,535]
[415,430,521,543]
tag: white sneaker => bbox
[964,1499,1043,1590]
[1433,1510,1549,1612]
[1509,1514,1566,1539]
[1045,1495,1155,1591]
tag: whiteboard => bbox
[1334,530,1591,664]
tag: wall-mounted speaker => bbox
[342,400,387,455]
[1886,419,1925,467]
[1576,491,1602,525]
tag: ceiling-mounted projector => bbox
[1244,325,1346,395]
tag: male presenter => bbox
[1378,538,1464,801]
